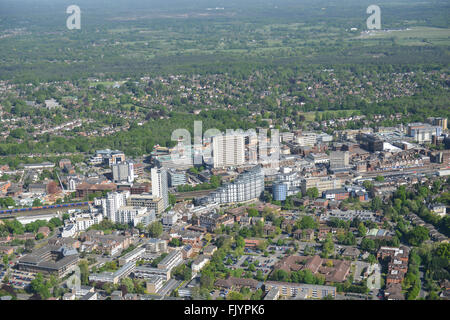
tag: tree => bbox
[358,222,367,237]
[168,193,177,206]
[256,269,264,281]
[435,243,450,260]
[103,283,116,295]
[304,245,315,256]
[183,267,192,281]
[48,217,62,229]
[297,215,318,230]
[5,219,24,234]
[200,272,214,289]
[235,236,245,248]
[360,238,375,252]
[2,254,8,267]
[169,238,182,247]
[407,226,429,246]
[363,181,374,191]
[247,208,259,217]
[306,187,319,199]
[227,291,244,300]
[271,269,290,282]
[251,288,263,300]
[257,240,268,251]
[120,278,135,294]
[25,239,35,252]
[322,233,334,258]
[35,233,44,241]
[79,260,89,285]
[30,273,51,300]
[147,221,163,238]
[371,196,383,211]
[135,223,145,233]
[32,198,42,207]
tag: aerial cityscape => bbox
[0,0,449,304]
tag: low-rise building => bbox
[145,276,164,294]
[157,250,183,271]
[18,245,79,278]
[118,247,146,266]
[192,255,210,273]
[264,281,336,299]
[89,262,135,284]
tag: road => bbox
[419,267,427,299]
[173,189,215,200]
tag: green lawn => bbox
[354,27,450,46]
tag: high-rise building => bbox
[196,165,264,205]
[101,191,130,223]
[272,183,287,201]
[112,162,135,183]
[246,133,259,164]
[68,179,77,191]
[212,134,245,168]
[358,134,383,152]
[407,123,442,143]
[151,167,169,210]
[330,151,350,169]
[432,117,447,131]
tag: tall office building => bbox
[167,170,187,187]
[407,123,442,143]
[112,162,135,183]
[330,151,350,169]
[358,134,383,152]
[432,117,447,131]
[272,183,287,201]
[151,167,169,210]
[212,134,245,168]
[246,133,259,164]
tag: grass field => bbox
[88,81,125,87]
[299,110,361,121]
[354,27,450,46]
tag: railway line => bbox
[0,201,92,219]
